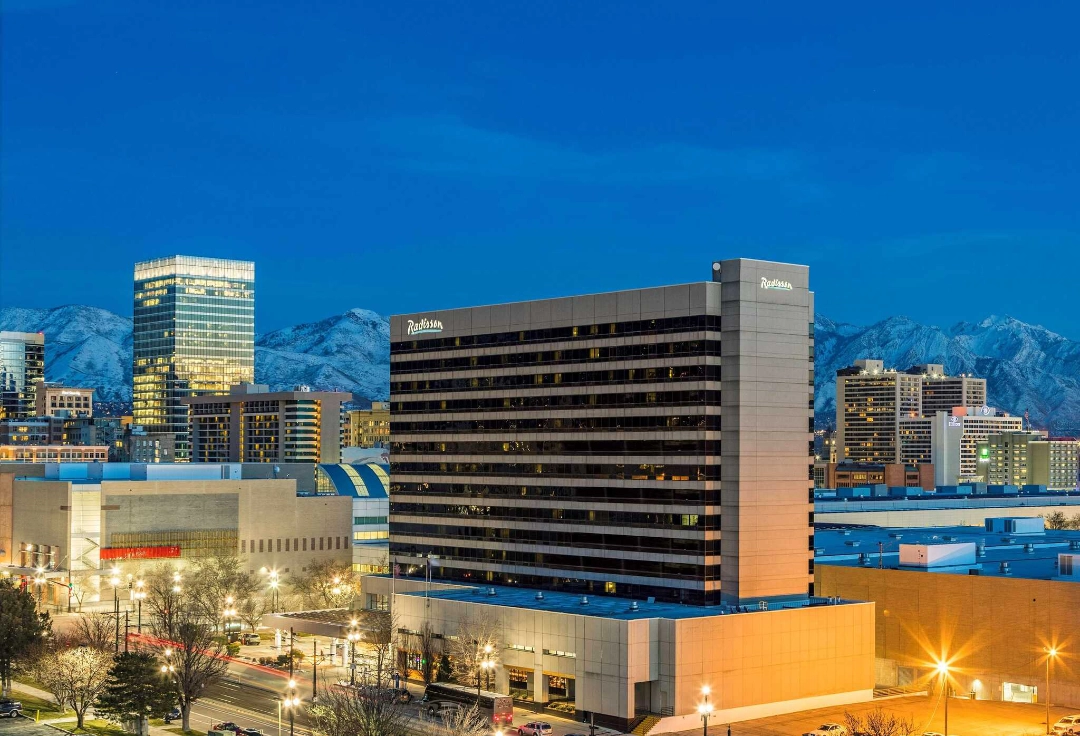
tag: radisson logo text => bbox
[761,277,793,291]
[407,317,444,336]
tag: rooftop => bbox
[814,524,1080,580]
[392,579,859,620]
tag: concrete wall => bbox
[11,481,71,566]
[718,258,814,603]
[817,563,1080,708]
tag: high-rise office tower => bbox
[835,359,922,463]
[0,331,45,420]
[389,258,814,606]
[132,256,254,461]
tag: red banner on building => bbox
[100,546,181,560]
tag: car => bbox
[164,707,181,723]
[241,730,264,736]
[803,725,847,736]
[0,700,22,718]
[518,723,554,736]
[387,687,413,704]
[1055,716,1080,735]
[213,723,244,734]
[242,633,261,645]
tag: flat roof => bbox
[393,580,860,620]
[816,492,1080,513]
[814,524,1080,581]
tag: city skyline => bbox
[2,2,1079,336]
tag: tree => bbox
[1045,511,1069,530]
[35,646,112,729]
[289,559,358,609]
[308,680,409,736]
[185,554,259,631]
[237,593,270,633]
[362,609,397,688]
[71,612,116,652]
[1068,513,1080,531]
[0,578,51,696]
[439,703,491,736]
[416,622,439,685]
[448,611,501,688]
[154,609,230,733]
[96,651,176,735]
[844,707,918,736]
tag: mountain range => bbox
[3,305,1080,431]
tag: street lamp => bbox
[476,642,496,703]
[134,579,146,633]
[282,680,300,736]
[698,686,714,736]
[936,661,951,736]
[269,570,279,613]
[1046,647,1059,735]
[33,569,46,612]
[110,568,121,653]
[347,619,361,686]
[223,596,238,640]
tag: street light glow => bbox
[701,685,710,696]
[935,660,950,675]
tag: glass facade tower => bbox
[0,331,45,420]
[132,256,255,461]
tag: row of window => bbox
[240,535,349,554]
[390,414,716,434]
[391,315,723,354]
[391,340,721,374]
[391,524,718,555]
[392,389,721,415]
[392,461,721,481]
[392,439,718,456]
[392,481,720,504]
[392,365,720,394]
[354,516,389,525]
[390,504,714,528]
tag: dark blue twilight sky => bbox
[1,1,1078,334]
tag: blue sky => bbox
[2,1,1078,335]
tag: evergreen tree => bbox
[96,651,175,734]
[0,579,50,696]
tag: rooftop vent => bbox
[535,592,545,601]
[1024,543,1036,554]
[580,596,589,606]
[888,533,904,540]
[487,588,497,596]
[839,530,851,536]
[1003,537,1017,545]
[943,535,958,542]
[1071,540,1080,551]
[629,601,639,612]
[844,541,861,547]
[999,561,1012,575]
[976,542,986,558]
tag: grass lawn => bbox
[163,728,206,736]
[51,719,131,736]
[7,688,68,719]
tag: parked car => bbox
[241,729,264,736]
[213,723,244,734]
[163,707,181,723]
[0,700,22,718]
[518,723,554,736]
[242,633,261,645]
[1054,716,1080,735]
[803,725,848,736]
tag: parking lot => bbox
[665,695,1080,736]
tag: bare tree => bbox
[34,646,112,729]
[362,608,397,688]
[1045,511,1069,530]
[416,622,439,685]
[186,554,259,631]
[439,703,491,736]
[151,606,229,731]
[237,593,270,633]
[288,559,358,609]
[844,707,918,736]
[308,680,409,736]
[70,612,116,651]
[449,611,501,688]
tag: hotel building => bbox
[346,401,390,448]
[132,256,255,461]
[35,382,94,418]
[184,383,350,464]
[0,331,45,420]
[835,360,922,464]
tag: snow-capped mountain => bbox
[5,304,1080,431]
[0,305,390,405]
[814,314,1080,432]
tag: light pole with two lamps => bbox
[109,568,121,653]
[347,619,361,686]
[936,661,952,736]
[1045,647,1059,735]
[475,642,495,703]
[133,579,146,633]
[697,686,714,736]
[223,596,238,641]
[280,679,300,736]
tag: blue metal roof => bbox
[318,463,389,498]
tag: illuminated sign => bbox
[407,318,443,336]
[948,416,962,428]
[99,546,181,560]
[760,277,793,291]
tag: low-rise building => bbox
[0,445,108,463]
[815,522,1080,708]
[345,401,389,448]
[122,427,175,463]
[35,382,94,418]
[977,432,1079,490]
[813,462,934,490]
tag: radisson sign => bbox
[407,317,444,336]
[761,277,793,291]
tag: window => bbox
[319,537,324,550]
[294,538,299,550]
[277,539,281,552]
[335,537,340,550]
[303,538,308,551]
[311,537,315,550]
[241,540,246,553]
[285,538,290,552]
[259,540,264,552]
